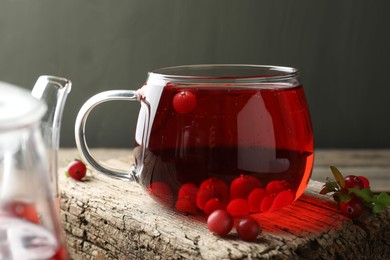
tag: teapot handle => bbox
[75,90,146,181]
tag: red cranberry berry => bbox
[147,182,174,207]
[175,197,198,215]
[196,178,229,210]
[173,90,197,114]
[260,195,275,212]
[226,198,249,217]
[204,198,226,216]
[229,175,262,200]
[66,159,87,181]
[207,209,233,237]
[357,176,370,189]
[265,180,291,195]
[248,188,267,212]
[269,190,295,211]
[340,197,366,219]
[344,175,364,189]
[236,216,261,241]
[178,183,198,204]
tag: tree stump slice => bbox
[59,155,390,259]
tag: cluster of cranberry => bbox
[321,166,369,219]
[149,177,295,215]
[207,209,260,241]
[321,166,390,219]
[148,175,296,217]
[148,175,296,241]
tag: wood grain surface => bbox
[58,148,390,259]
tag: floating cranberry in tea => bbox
[269,190,295,211]
[178,183,198,204]
[176,183,199,214]
[147,182,174,207]
[230,175,263,200]
[175,197,198,215]
[260,194,275,212]
[196,178,229,210]
[227,198,250,217]
[248,188,267,212]
[173,90,197,114]
[265,180,291,195]
[204,198,226,216]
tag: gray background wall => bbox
[1,0,389,149]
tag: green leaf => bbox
[373,202,386,214]
[348,188,375,203]
[65,171,70,178]
[372,192,390,213]
[320,180,339,194]
[330,166,345,188]
[338,192,353,203]
[376,192,390,206]
[324,166,389,215]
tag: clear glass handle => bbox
[31,76,72,199]
[74,90,141,181]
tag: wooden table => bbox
[58,149,390,259]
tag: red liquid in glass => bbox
[135,83,314,215]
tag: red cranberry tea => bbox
[135,83,314,216]
[76,64,314,218]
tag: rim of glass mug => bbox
[148,64,300,86]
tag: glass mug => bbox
[75,64,314,216]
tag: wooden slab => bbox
[58,150,390,259]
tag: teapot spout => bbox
[31,76,72,198]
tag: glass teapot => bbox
[0,76,70,259]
